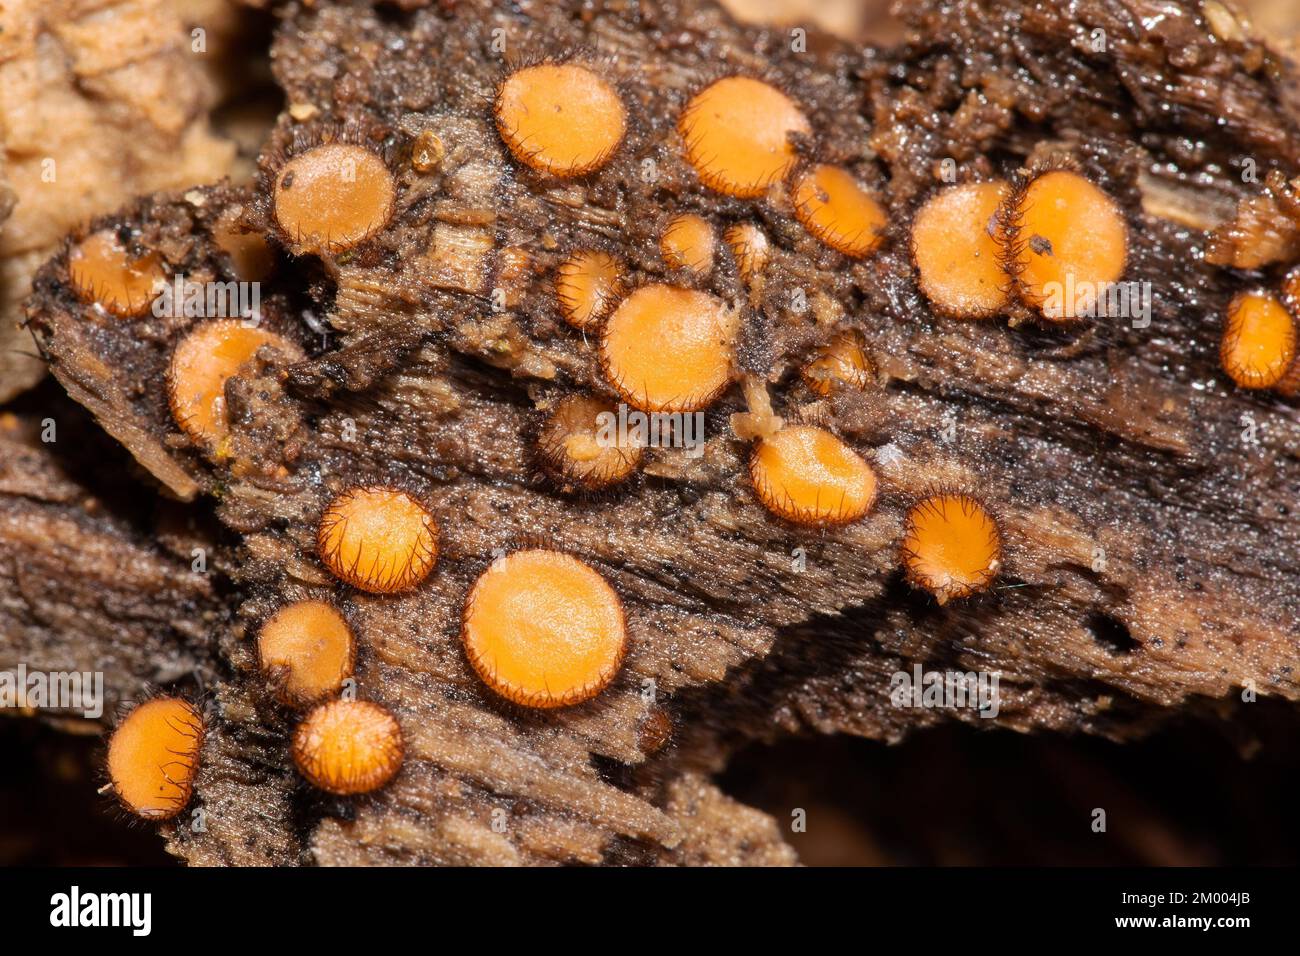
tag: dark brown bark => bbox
[0,385,221,727]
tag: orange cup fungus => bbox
[318,487,439,594]
[660,213,716,273]
[273,143,396,255]
[168,320,304,451]
[107,697,204,820]
[1220,291,1298,390]
[257,600,356,706]
[901,493,1003,604]
[679,76,811,198]
[802,330,873,397]
[462,549,627,708]
[292,699,404,795]
[1010,170,1127,320]
[911,181,1010,318]
[68,229,165,317]
[750,425,878,525]
[538,394,643,489]
[496,63,627,177]
[600,284,738,412]
[555,250,622,331]
[791,165,887,258]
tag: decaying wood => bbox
[8,0,1300,865]
[0,388,222,728]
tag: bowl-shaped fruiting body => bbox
[107,696,205,820]
[318,487,439,593]
[660,213,716,273]
[600,284,738,413]
[212,215,275,282]
[911,181,1011,318]
[724,223,770,281]
[257,600,356,706]
[496,63,626,177]
[791,165,887,258]
[273,143,396,255]
[462,549,628,708]
[678,76,810,198]
[68,229,165,318]
[901,492,1004,604]
[292,699,404,795]
[555,250,622,331]
[1220,291,1298,390]
[538,394,643,489]
[801,330,873,397]
[168,320,304,451]
[749,425,878,525]
[1006,170,1127,321]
